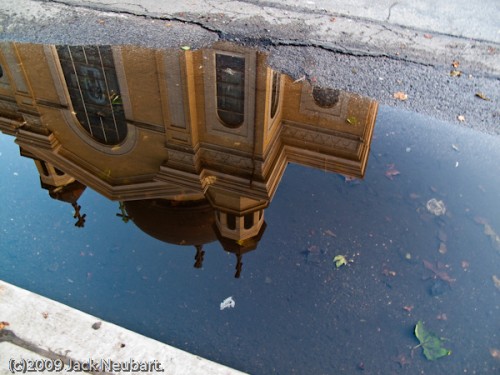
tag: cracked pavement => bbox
[0,0,499,134]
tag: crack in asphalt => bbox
[386,2,398,22]
[27,0,499,77]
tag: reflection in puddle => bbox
[2,42,499,375]
[0,42,377,277]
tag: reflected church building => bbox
[0,42,378,277]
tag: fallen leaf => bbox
[202,175,217,186]
[403,305,414,312]
[475,92,491,101]
[333,255,347,268]
[451,60,460,68]
[492,275,500,290]
[436,313,448,321]
[490,348,500,359]
[393,91,408,101]
[180,46,191,51]
[423,34,433,39]
[450,70,462,77]
[330,17,336,22]
[0,321,9,330]
[423,260,456,284]
[307,245,319,253]
[414,320,452,360]
[323,229,337,237]
[385,164,400,180]
[340,174,359,183]
[346,116,358,125]
[438,243,447,254]
[383,269,397,276]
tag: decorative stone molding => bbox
[281,124,359,152]
[199,148,254,170]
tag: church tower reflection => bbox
[0,42,378,277]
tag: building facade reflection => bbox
[0,42,378,277]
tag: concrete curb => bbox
[0,280,247,375]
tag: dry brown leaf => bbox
[0,321,9,330]
[393,91,408,101]
[452,60,460,68]
[438,242,447,254]
[490,348,500,359]
[202,175,217,186]
[436,313,448,321]
[493,275,500,290]
[475,92,491,101]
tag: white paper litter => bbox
[220,296,235,310]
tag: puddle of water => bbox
[1,42,499,374]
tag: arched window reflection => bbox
[216,54,245,128]
[57,46,127,145]
[312,86,340,108]
[270,71,280,118]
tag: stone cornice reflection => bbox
[0,42,378,277]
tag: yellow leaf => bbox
[346,116,358,125]
[181,46,191,51]
[450,70,462,77]
[333,255,348,268]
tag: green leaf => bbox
[333,255,347,268]
[414,321,451,360]
[180,46,191,51]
